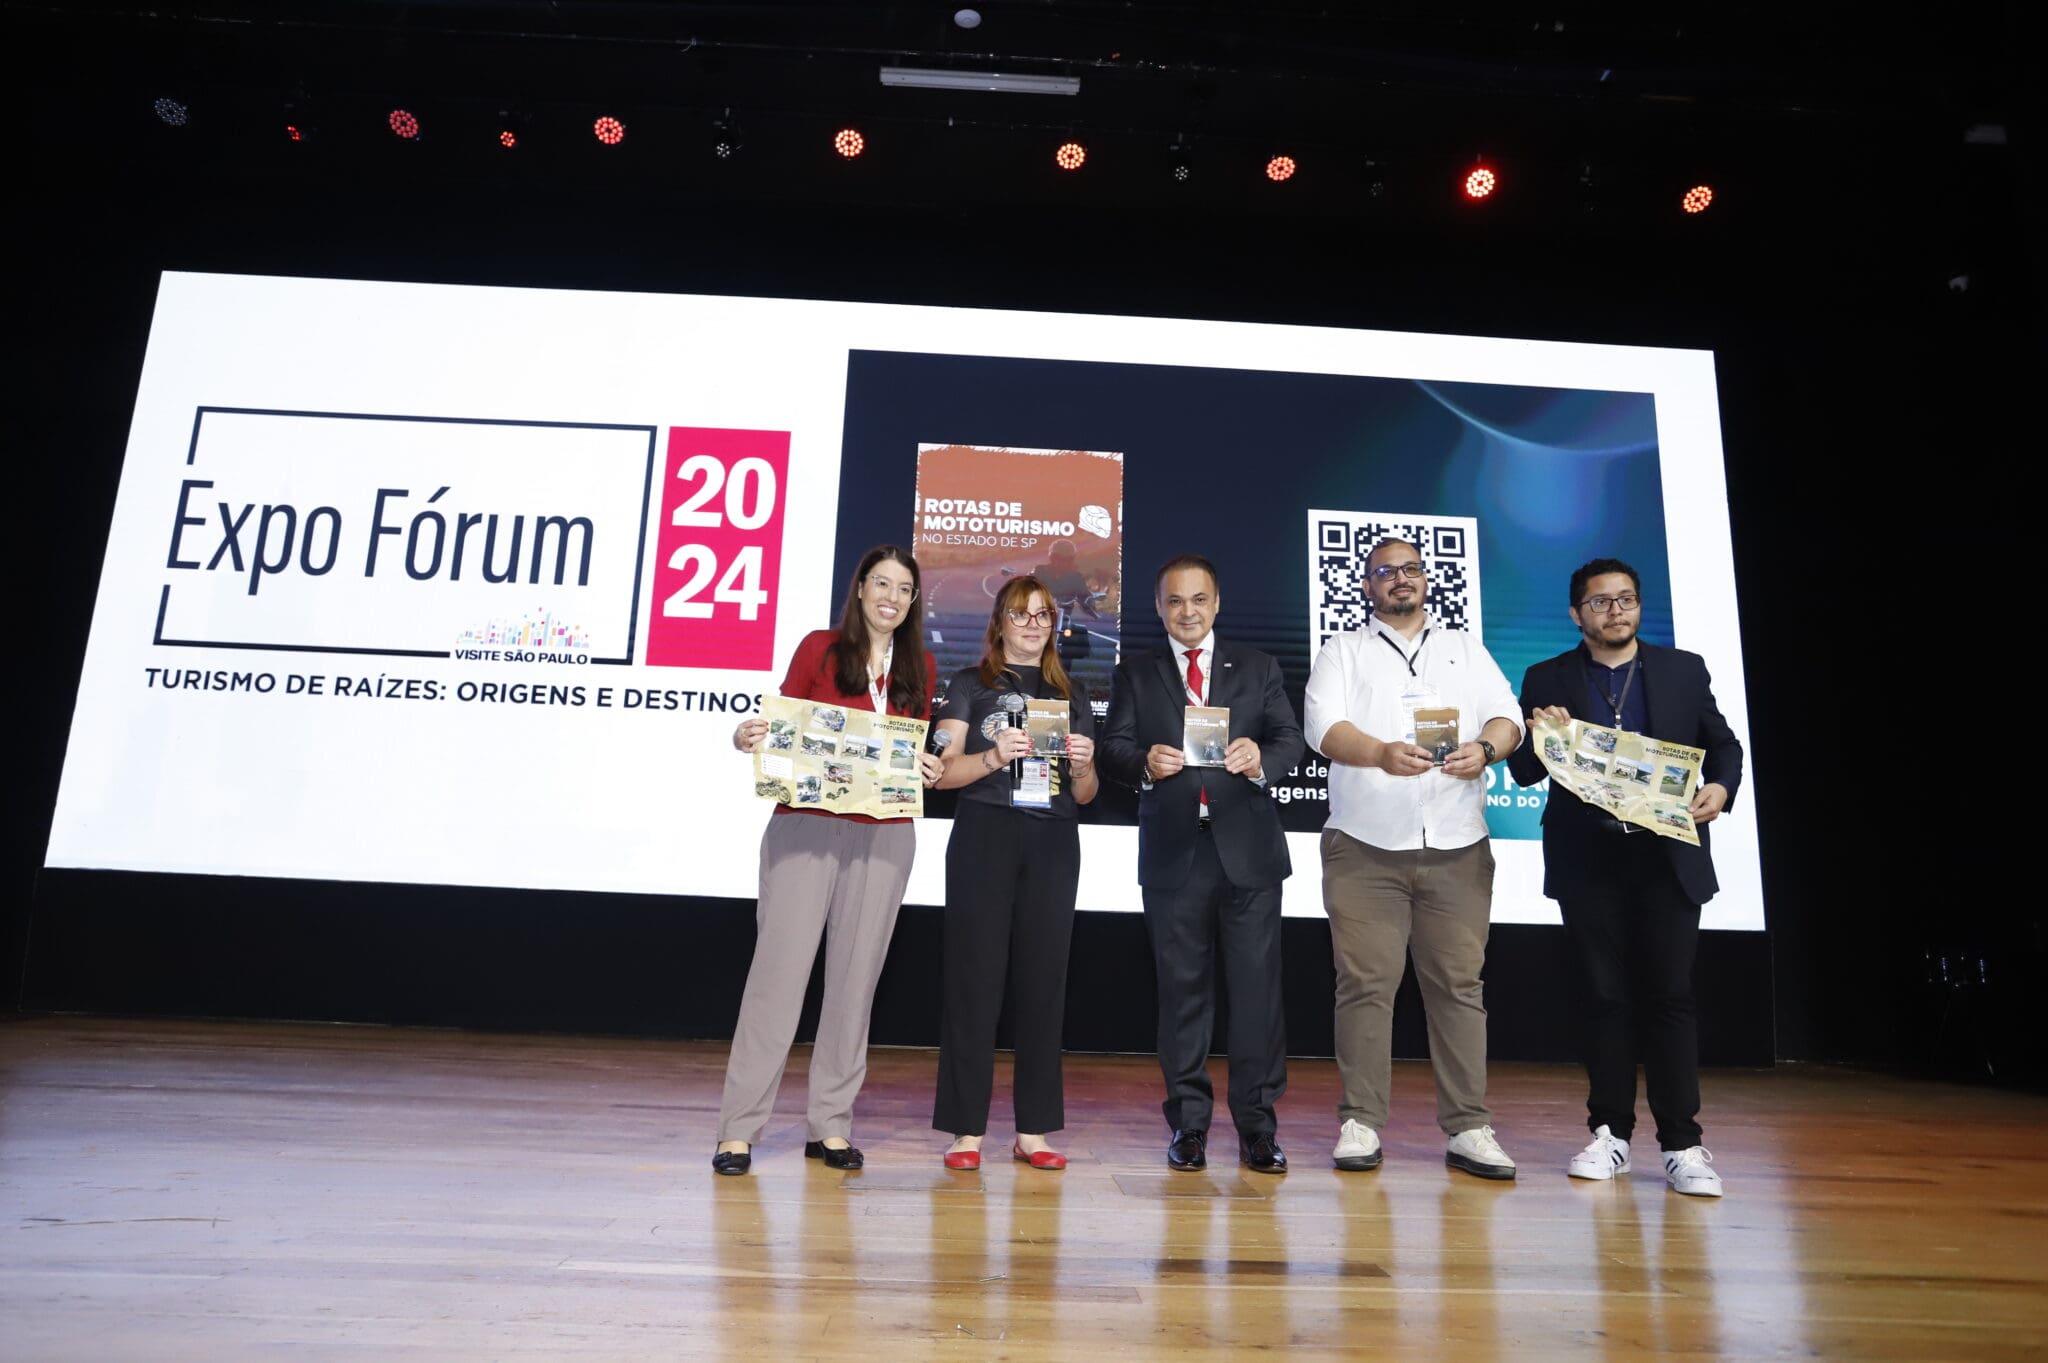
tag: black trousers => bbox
[933,799,1080,1136]
[1557,830,1704,1151]
[1141,825,1287,1139]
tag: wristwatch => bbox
[1477,739,1498,764]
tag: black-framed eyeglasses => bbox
[1368,562,1426,581]
[865,574,918,601]
[1578,593,1641,614]
[1005,608,1056,627]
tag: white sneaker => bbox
[1567,1125,1632,1181]
[1445,1125,1516,1180]
[1663,1146,1723,1197]
[1332,1119,1382,1171]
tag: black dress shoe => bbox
[711,1149,752,1176]
[1239,1133,1288,1174]
[805,1139,864,1170]
[1167,1128,1208,1171]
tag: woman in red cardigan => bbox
[715,545,943,1174]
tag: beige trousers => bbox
[1321,828,1496,1136]
[715,813,915,1144]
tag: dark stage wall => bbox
[7,72,2040,1081]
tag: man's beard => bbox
[1583,619,1636,648]
[1376,596,1421,618]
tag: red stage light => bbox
[499,130,518,150]
[286,124,304,143]
[389,109,420,140]
[1055,140,1086,171]
[1464,167,1497,199]
[834,128,865,158]
[1266,155,1297,183]
[1682,184,1714,214]
[593,116,625,146]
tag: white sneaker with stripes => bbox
[1567,1125,1631,1180]
[1663,1145,1723,1197]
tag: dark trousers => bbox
[1141,826,1287,1139]
[933,800,1080,1136]
[1557,831,1704,1150]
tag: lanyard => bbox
[1378,628,1430,677]
[1596,656,1639,726]
[867,640,893,714]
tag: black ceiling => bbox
[8,2,2031,229]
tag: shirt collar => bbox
[1172,631,1217,663]
[1578,640,1641,674]
[1368,612,1431,655]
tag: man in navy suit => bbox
[1506,557,1745,1197]
[1099,555,1304,1173]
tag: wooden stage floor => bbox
[3,1018,2045,1361]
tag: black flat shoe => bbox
[711,1149,752,1176]
[805,1139,864,1170]
[1239,1133,1288,1174]
[1167,1128,1208,1171]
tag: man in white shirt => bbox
[1302,538,1523,1179]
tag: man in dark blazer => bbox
[1506,556,1744,1198]
[1099,554,1305,1173]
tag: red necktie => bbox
[1185,648,1208,818]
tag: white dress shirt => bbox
[1303,613,1522,852]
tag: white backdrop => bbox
[46,271,1762,929]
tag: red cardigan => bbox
[773,628,937,825]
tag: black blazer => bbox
[1506,641,1745,906]
[1099,640,1305,891]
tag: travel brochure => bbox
[753,695,931,818]
[1183,706,1230,767]
[1530,715,1705,845]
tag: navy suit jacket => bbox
[1506,641,1744,906]
[1098,640,1304,891]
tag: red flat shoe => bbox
[943,1148,982,1170]
[1012,1143,1067,1170]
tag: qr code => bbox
[1307,510,1483,657]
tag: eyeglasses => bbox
[1579,593,1641,614]
[865,575,917,600]
[1368,561,1426,581]
[1005,608,1056,627]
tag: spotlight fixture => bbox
[1681,184,1714,214]
[152,98,189,127]
[1055,140,1086,171]
[833,127,865,158]
[1266,155,1297,183]
[497,108,530,151]
[713,109,743,159]
[1463,166,1497,200]
[388,108,421,140]
[593,115,625,145]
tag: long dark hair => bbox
[829,544,930,713]
[976,575,1073,698]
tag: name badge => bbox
[1012,757,1053,809]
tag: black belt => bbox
[1592,816,1644,836]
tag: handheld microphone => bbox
[998,693,1027,783]
[928,728,955,758]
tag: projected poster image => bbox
[837,351,1674,843]
[913,443,1124,709]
